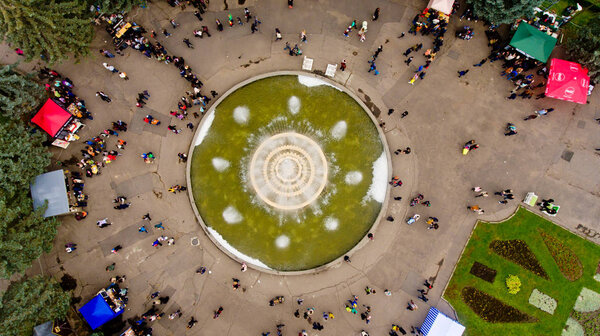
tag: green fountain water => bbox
[190,75,387,271]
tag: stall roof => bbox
[421,307,465,336]
[79,294,122,330]
[509,22,557,62]
[31,99,72,137]
[545,58,590,104]
[33,321,54,336]
[427,0,454,15]
[30,170,69,217]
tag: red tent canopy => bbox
[545,58,589,104]
[31,99,72,137]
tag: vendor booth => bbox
[33,320,73,336]
[426,0,454,15]
[421,307,465,336]
[509,22,557,62]
[31,99,84,148]
[79,287,126,330]
[545,58,590,104]
[30,170,70,217]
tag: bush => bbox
[529,288,557,314]
[489,240,549,279]
[470,261,497,283]
[506,275,521,294]
[539,230,583,281]
[461,287,537,323]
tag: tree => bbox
[0,0,94,63]
[92,0,142,14]
[564,17,600,77]
[0,121,51,197]
[0,64,45,120]
[468,0,543,24]
[0,194,60,278]
[0,275,71,336]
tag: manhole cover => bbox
[447,50,460,60]
[577,120,586,129]
[191,237,200,246]
[561,150,574,162]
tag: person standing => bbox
[340,59,347,71]
[372,8,380,21]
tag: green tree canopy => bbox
[0,275,71,336]
[92,0,141,14]
[0,0,94,63]
[0,64,45,120]
[0,195,60,278]
[468,0,543,24]
[0,121,51,197]
[565,16,600,77]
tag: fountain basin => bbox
[188,73,390,272]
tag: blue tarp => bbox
[79,294,121,330]
[30,170,69,217]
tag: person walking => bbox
[340,59,347,71]
[194,10,203,21]
[404,56,413,65]
[458,70,469,77]
[96,91,111,103]
[275,28,282,41]
[118,72,129,80]
[473,58,487,66]
[102,63,119,73]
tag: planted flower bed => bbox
[461,287,537,323]
[529,288,557,314]
[489,239,549,279]
[469,261,497,283]
[539,230,583,281]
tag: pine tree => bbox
[468,0,543,24]
[93,0,142,14]
[0,194,60,279]
[0,121,51,197]
[0,0,94,63]
[0,64,45,120]
[565,17,600,77]
[0,275,71,336]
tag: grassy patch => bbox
[540,230,583,281]
[444,207,600,335]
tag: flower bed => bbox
[489,239,549,279]
[461,287,537,323]
[469,261,497,283]
[539,231,583,281]
[571,310,600,335]
[574,288,600,313]
[529,288,557,314]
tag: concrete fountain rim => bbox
[185,71,392,275]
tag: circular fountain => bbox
[188,73,390,272]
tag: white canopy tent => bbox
[421,307,465,336]
[427,0,454,15]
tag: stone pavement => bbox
[2,0,599,335]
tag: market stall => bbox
[545,58,590,104]
[79,287,126,330]
[31,98,84,148]
[30,170,71,217]
[426,0,454,15]
[509,22,557,62]
[420,307,465,336]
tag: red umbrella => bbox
[545,58,590,104]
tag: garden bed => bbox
[470,262,497,283]
[489,239,549,279]
[539,230,583,281]
[529,288,557,314]
[461,287,537,323]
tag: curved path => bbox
[2,0,599,335]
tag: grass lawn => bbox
[444,207,600,336]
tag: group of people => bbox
[406,8,449,85]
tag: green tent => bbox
[509,22,557,62]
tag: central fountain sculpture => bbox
[249,132,328,210]
[188,73,390,272]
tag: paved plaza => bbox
[2,0,599,335]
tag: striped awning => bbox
[421,307,465,336]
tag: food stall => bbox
[31,99,85,149]
[79,287,126,330]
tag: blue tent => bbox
[79,294,122,330]
[421,307,465,336]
